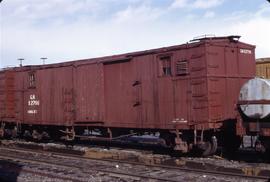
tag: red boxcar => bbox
[0,36,256,155]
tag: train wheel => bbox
[200,142,212,157]
[209,136,218,155]
[23,130,32,140]
[62,127,75,141]
[265,149,270,162]
[201,138,217,156]
[32,130,42,141]
[221,135,242,157]
[41,132,50,141]
[160,132,175,147]
[0,123,5,138]
[260,137,270,162]
[196,136,218,157]
[219,120,242,156]
[0,128,4,138]
[11,126,18,138]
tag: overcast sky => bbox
[0,0,269,68]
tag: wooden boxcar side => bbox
[256,58,270,79]
[205,41,256,129]
[0,38,256,131]
[0,36,257,154]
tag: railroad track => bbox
[0,146,183,182]
[0,146,269,182]
[0,148,175,182]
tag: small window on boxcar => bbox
[176,60,188,76]
[29,72,36,88]
[159,56,172,76]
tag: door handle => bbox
[132,80,141,86]
[133,101,141,107]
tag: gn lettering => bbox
[27,94,39,114]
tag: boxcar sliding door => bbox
[103,60,141,128]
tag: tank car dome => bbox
[239,77,270,119]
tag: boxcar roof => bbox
[256,58,270,64]
[7,35,255,72]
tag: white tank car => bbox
[239,77,270,119]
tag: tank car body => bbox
[0,36,256,155]
[239,77,270,120]
[238,77,270,154]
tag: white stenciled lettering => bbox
[240,49,252,54]
[27,110,37,114]
[27,94,40,115]
[28,100,40,106]
[30,94,36,100]
[28,94,40,106]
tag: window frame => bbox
[28,72,36,88]
[157,54,173,77]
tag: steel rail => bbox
[0,155,84,182]
[0,146,269,181]
[0,148,180,182]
